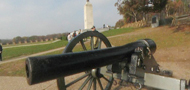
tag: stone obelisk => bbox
[84,0,94,29]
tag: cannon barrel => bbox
[26,39,156,85]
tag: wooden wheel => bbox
[57,31,113,90]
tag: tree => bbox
[115,0,168,23]
[22,37,28,42]
[164,0,184,26]
[152,0,168,12]
[165,0,173,17]
[28,36,38,42]
[12,36,22,43]
[165,0,184,16]
[115,19,125,28]
[115,0,143,22]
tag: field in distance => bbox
[0,26,190,81]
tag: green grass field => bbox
[2,40,54,47]
[0,26,190,76]
[2,40,68,60]
[108,26,190,50]
[102,27,134,37]
[0,27,136,76]
[1,28,135,61]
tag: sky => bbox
[0,0,122,39]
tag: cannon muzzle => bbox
[26,39,156,85]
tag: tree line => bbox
[0,33,68,45]
[115,0,190,28]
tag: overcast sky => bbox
[0,0,122,39]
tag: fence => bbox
[172,14,190,26]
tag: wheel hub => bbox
[91,68,102,78]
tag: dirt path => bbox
[0,76,57,90]
[0,26,189,90]
[154,46,190,80]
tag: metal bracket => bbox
[129,53,139,75]
[129,47,144,75]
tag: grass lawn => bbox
[2,40,68,60]
[108,26,190,50]
[0,27,136,76]
[102,27,134,37]
[1,26,190,76]
[0,60,25,76]
[2,40,54,48]
[1,28,134,61]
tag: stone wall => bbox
[121,20,147,28]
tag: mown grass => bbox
[2,40,68,60]
[1,26,190,76]
[2,40,54,47]
[102,27,134,37]
[2,28,134,61]
[0,60,26,76]
[0,28,137,76]
[108,26,190,50]
[0,41,101,77]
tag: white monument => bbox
[84,0,94,29]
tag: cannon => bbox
[26,31,190,90]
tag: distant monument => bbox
[84,0,94,29]
[151,15,159,28]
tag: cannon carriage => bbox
[26,31,190,90]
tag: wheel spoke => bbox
[66,73,90,87]
[80,40,87,51]
[102,76,110,82]
[57,77,66,90]
[91,36,94,50]
[79,76,92,90]
[105,77,114,90]
[97,78,104,90]
[87,78,94,90]
[98,39,102,49]
[93,78,96,90]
